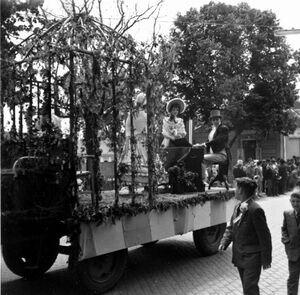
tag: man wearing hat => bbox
[205,109,229,162]
[219,177,272,295]
[196,109,231,187]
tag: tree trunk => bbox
[229,129,242,148]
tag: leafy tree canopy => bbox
[169,1,299,145]
[1,0,44,57]
[1,0,44,109]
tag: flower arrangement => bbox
[240,201,249,213]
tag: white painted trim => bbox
[78,197,238,260]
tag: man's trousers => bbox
[237,267,261,295]
[288,257,300,295]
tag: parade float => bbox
[1,2,236,294]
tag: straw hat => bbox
[166,98,186,114]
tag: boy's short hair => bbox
[291,192,300,199]
[236,177,257,196]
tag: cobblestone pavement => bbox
[1,193,293,295]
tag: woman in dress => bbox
[161,98,190,148]
[161,98,191,173]
[120,92,148,182]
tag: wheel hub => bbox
[88,253,116,283]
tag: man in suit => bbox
[219,177,272,295]
[282,191,300,295]
[195,109,231,188]
[204,109,230,164]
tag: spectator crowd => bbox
[232,156,300,196]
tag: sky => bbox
[43,0,300,50]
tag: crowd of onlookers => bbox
[232,156,300,196]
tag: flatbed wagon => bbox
[75,189,236,293]
[1,10,237,292]
[1,156,236,293]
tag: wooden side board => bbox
[79,197,237,260]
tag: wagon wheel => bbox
[2,237,59,279]
[193,223,226,256]
[78,249,128,293]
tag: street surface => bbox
[1,193,293,295]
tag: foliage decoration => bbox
[73,189,235,225]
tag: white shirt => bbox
[161,117,186,148]
[208,126,216,153]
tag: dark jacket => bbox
[206,124,229,154]
[221,199,272,269]
[278,163,289,180]
[282,210,300,261]
[233,166,247,179]
[263,165,273,180]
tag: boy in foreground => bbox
[282,192,300,295]
[219,177,272,295]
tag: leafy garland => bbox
[73,190,235,225]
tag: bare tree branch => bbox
[40,6,49,20]
[114,0,125,32]
[119,0,164,36]
[152,4,162,44]
[71,0,76,15]
[16,29,43,47]
[88,0,96,14]
[17,20,65,60]
[59,0,71,15]
[83,0,89,14]
[53,16,72,48]
[91,19,110,44]
[97,0,103,23]
[40,5,65,19]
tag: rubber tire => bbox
[2,237,59,279]
[193,223,227,256]
[78,249,128,294]
[141,240,158,247]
